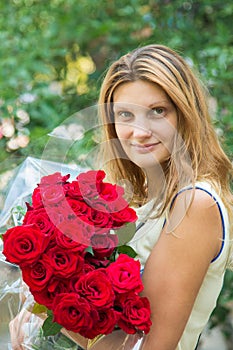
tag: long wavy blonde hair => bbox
[97,44,233,219]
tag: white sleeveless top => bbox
[128,181,231,350]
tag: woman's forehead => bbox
[113,80,169,105]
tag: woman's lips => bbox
[131,142,161,153]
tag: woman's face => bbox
[113,80,178,171]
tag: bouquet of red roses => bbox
[2,170,152,340]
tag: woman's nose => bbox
[132,123,152,138]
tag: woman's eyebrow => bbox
[148,100,171,108]
[113,100,171,111]
[113,103,133,112]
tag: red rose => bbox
[94,226,112,235]
[40,172,70,186]
[66,198,91,217]
[3,225,48,266]
[69,269,89,292]
[112,207,137,228]
[77,183,99,200]
[47,276,72,295]
[23,208,54,235]
[21,255,54,291]
[52,293,98,335]
[83,263,95,273]
[31,187,43,208]
[44,234,57,251]
[45,198,81,226]
[45,245,84,277]
[107,254,143,294]
[99,182,124,202]
[74,269,115,309]
[116,293,152,334]
[63,180,82,198]
[91,232,118,258]
[84,200,108,213]
[55,228,87,254]
[76,170,105,187]
[56,218,94,245]
[84,253,110,268]
[92,308,118,336]
[89,208,113,228]
[76,170,106,199]
[33,277,71,309]
[33,287,54,309]
[41,184,65,206]
[45,205,67,227]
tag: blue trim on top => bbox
[164,186,225,263]
[136,221,146,232]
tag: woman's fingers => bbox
[9,309,33,350]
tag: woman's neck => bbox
[144,166,166,201]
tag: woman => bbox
[10,44,233,350]
[91,44,233,349]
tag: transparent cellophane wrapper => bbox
[0,157,85,350]
[86,332,144,350]
[0,157,145,350]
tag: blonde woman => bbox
[10,44,233,350]
[92,44,233,349]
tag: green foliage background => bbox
[0,0,233,345]
[0,0,232,166]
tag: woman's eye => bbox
[117,111,133,119]
[150,107,165,118]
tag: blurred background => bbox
[0,0,233,348]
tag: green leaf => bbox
[85,246,94,255]
[47,308,53,317]
[42,314,62,337]
[115,222,136,245]
[32,303,47,315]
[117,245,137,258]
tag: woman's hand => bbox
[9,306,88,350]
[9,309,44,350]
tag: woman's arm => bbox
[141,189,222,350]
[9,308,88,350]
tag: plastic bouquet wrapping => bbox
[1,165,152,350]
[0,157,86,350]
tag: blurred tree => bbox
[0,0,232,164]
